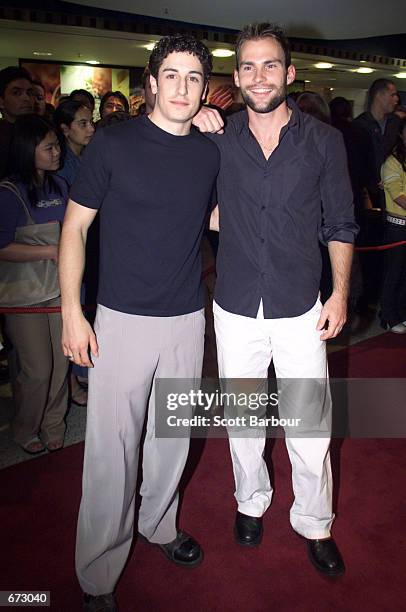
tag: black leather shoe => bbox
[83,593,118,612]
[155,531,203,567]
[306,538,345,576]
[234,511,263,547]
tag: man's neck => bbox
[247,101,291,138]
[149,109,191,136]
[370,103,386,123]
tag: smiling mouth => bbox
[170,100,189,106]
[249,88,272,94]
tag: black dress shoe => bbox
[234,511,263,547]
[83,593,118,612]
[306,538,345,576]
[152,531,203,567]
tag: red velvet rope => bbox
[1,243,405,314]
[354,240,406,252]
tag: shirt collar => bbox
[233,95,302,136]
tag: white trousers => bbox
[213,299,334,539]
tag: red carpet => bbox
[1,332,405,611]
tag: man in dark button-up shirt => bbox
[196,22,358,577]
[354,78,400,209]
[213,99,357,319]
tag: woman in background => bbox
[0,115,69,453]
[54,99,94,187]
[380,118,406,333]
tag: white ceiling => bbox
[70,0,406,40]
[1,2,405,96]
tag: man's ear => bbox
[150,74,158,95]
[234,69,240,89]
[286,64,296,86]
[60,123,69,137]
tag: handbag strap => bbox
[0,181,35,225]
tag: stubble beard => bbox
[241,83,287,114]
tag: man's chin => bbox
[243,91,286,114]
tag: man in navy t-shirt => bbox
[58,35,219,611]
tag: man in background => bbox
[0,66,33,178]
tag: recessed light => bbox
[394,72,406,79]
[33,51,52,56]
[360,60,366,63]
[144,43,156,51]
[305,79,311,83]
[85,60,100,65]
[329,87,334,91]
[212,49,235,58]
[315,62,333,69]
[353,67,374,74]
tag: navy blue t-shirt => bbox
[70,115,220,316]
[0,177,68,248]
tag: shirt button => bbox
[261,206,266,210]
[260,238,265,243]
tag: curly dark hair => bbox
[149,35,212,83]
[235,23,291,70]
[392,117,406,172]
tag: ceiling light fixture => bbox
[85,60,100,65]
[304,79,311,83]
[394,72,406,79]
[353,67,374,74]
[212,49,235,58]
[33,51,52,56]
[144,43,156,51]
[315,62,333,69]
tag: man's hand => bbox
[192,106,224,133]
[316,294,347,340]
[61,312,99,367]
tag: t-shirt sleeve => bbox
[0,187,24,248]
[70,129,110,209]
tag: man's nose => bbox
[253,67,265,82]
[177,77,188,95]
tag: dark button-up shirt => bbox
[353,111,401,208]
[209,100,358,319]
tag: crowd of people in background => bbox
[0,60,405,455]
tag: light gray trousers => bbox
[76,305,205,596]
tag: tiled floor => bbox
[0,238,385,470]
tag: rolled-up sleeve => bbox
[319,128,359,245]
